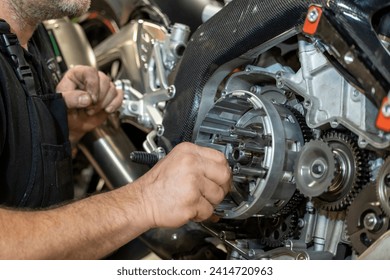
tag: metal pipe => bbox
[78,118,149,189]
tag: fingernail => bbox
[79,95,91,106]
[89,91,98,104]
[105,106,114,113]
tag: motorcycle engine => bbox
[188,34,390,259]
[91,0,390,260]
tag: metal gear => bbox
[295,139,336,198]
[346,183,389,255]
[259,212,298,248]
[275,106,310,216]
[276,190,304,216]
[285,105,313,143]
[315,132,368,211]
[376,157,390,217]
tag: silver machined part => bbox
[376,157,390,217]
[195,90,304,218]
[163,23,190,67]
[346,183,389,255]
[280,39,390,149]
[303,202,316,244]
[202,3,223,23]
[255,244,310,260]
[118,79,175,129]
[295,140,336,198]
[313,214,328,252]
[315,132,366,211]
[44,18,97,68]
[304,211,347,256]
[143,131,158,153]
[95,20,183,130]
[201,223,251,259]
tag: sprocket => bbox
[346,183,389,255]
[315,132,369,211]
[259,211,298,248]
[376,157,390,217]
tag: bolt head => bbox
[307,8,319,23]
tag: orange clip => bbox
[376,97,390,132]
[303,5,323,35]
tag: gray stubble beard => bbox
[8,0,91,28]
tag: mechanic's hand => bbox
[136,142,232,229]
[56,65,123,144]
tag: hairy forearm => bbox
[0,182,151,259]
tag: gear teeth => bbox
[315,131,369,211]
[277,191,304,216]
[260,211,298,248]
[346,183,388,255]
[276,106,311,216]
[284,105,313,142]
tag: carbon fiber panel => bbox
[161,0,323,148]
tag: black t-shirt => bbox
[0,24,74,208]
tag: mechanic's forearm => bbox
[0,182,152,259]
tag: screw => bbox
[307,7,319,23]
[167,86,176,98]
[157,125,165,136]
[382,101,390,117]
[363,212,379,231]
[344,51,354,65]
[312,163,324,176]
[130,103,138,112]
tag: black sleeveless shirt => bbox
[0,23,74,208]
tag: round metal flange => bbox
[295,140,335,198]
[376,157,390,217]
[346,183,389,255]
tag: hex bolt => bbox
[363,212,379,232]
[307,7,319,23]
[344,51,355,65]
[382,101,390,117]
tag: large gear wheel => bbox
[259,212,298,248]
[295,139,336,198]
[376,157,390,217]
[315,132,368,211]
[346,183,389,255]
